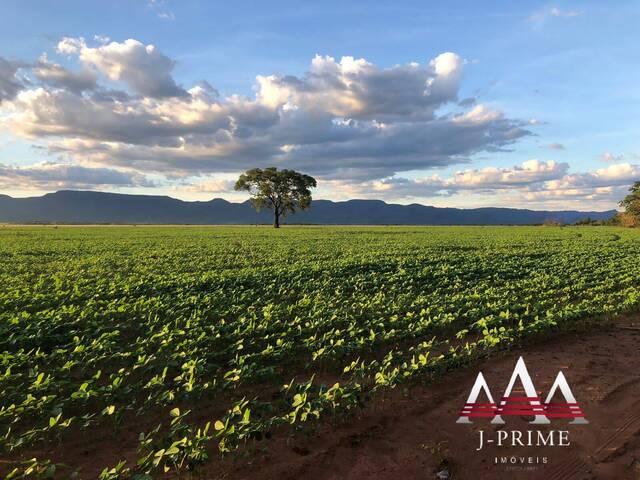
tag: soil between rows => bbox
[208,319,640,480]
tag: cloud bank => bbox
[0,36,635,209]
[325,160,638,210]
[0,38,531,184]
[0,162,151,190]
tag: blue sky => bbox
[0,0,638,210]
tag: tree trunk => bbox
[273,209,280,228]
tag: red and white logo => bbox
[457,357,588,425]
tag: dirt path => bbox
[212,321,640,480]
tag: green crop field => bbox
[1,225,639,478]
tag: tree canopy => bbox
[619,181,640,224]
[235,168,317,227]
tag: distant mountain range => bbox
[0,190,617,225]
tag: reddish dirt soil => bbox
[210,320,640,480]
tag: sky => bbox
[0,0,638,211]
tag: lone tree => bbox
[619,181,640,226]
[235,167,317,228]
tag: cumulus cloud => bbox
[543,163,640,191]
[32,54,97,93]
[0,57,26,102]
[56,37,186,98]
[257,52,463,121]
[6,87,235,145]
[0,41,532,184]
[0,162,152,190]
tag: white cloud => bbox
[544,163,640,191]
[56,37,186,98]
[256,52,462,120]
[453,104,503,124]
[5,86,235,145]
